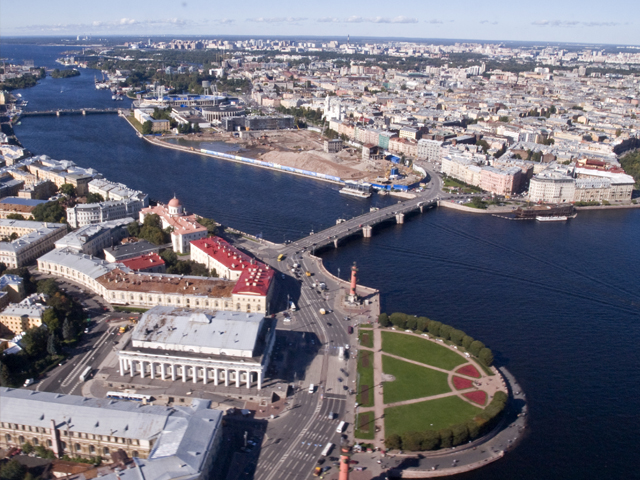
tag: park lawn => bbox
[359,329,374,348]
[382,356,450,404]
[381,332,466,371]
[357,350,374,408]
[384,396,483,437]
[355,411,375,440]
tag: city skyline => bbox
[1,0,638,46]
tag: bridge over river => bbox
[280,191,439,254]
[19,108,122,118]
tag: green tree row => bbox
[619,150,640,189]
[384,391,508,451]
[159,250,217,277]
[378,312,494,367]
[0,277,87,387]
[50,68,80,79]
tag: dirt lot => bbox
[190,129,416,182]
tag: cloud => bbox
[426,19,444,24]
[479,20,498,25]
[18,17,198,33]
[247,17,307,23]
[319,16,418,24]
[532,19,622,27]
[215,19,235,25]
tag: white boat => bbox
[339,182,372,198]
[536,216,568,222]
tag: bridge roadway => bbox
[282,189,440,254]
[19,108,121,117]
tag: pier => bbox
[282,195,438,253]
[18,108,122,118]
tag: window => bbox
[89,445,95,454]
[4,434,10,442]
[47,440,52,447]
[75,443,81,451]
[103,447,110,456]
[33,438,38,446]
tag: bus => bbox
[79,367,92,382]
[277,254,285,261]
[321,443,333,457]
[106,391,152,403]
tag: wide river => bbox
[4,44,640,479]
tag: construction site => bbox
[160,128,422,185]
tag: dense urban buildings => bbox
[0,387,223,479]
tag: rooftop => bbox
[97,268,235,298]
[121,253,165,271]
[0,388,222,480]
[130,306,267,357]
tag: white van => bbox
[309,383,315,393]
[336,421,346,433]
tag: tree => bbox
[62,316,74,341]
[462,335,474,350]
[42,308,60,334]
[192,123,201,133]
[467,420,481,440]
[385,433,402,450]
[405,316,417,331]
[378,313,390,327]
[469,340,485,357]
[196,217,217,235]
[449,328,465,346]
[451,424,469,446]
[0,459,26,480]
[6,213,25,220]
[21,326,48,357]
[438,324,452,340]
[438,429,453,449]
[479,347,494,366]
[86,192,104,203]
[59,183,76,197]
[141,120,153,135]
[31,200,66,223]
[21,441,35,454]
[0,358,12,386]
[389,312,408,329]
[428,320,442,336]
[498,116,509,123]
[127,221,140,237]
[47,334,59,356]
[160,249,178,267]
[37,278,60,297]
[416,316,429,332]
[401,431,423,451]
[420,430,440,450]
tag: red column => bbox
[339,447,350,480]
[349,262,358,297]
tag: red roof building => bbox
[191,237,275,313]
[120,253,166,273]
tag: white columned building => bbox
[118,306,276,390]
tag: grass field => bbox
[381,332,466,371]
[382,356,450,404]
[355,411,375,440]
[357,350,374,408]
[359,329,374,348]
[384,396,483,437]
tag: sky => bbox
[1,0,638,46]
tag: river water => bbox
[4,43,640,479]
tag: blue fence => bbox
[200,149,343,183]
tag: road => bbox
[281,170,443,254]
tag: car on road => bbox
[23,378,34,387]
